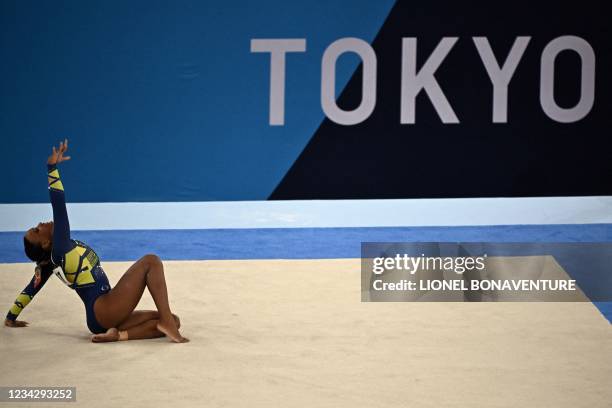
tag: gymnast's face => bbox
[25,221,54,250]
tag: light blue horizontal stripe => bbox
[3,197,612,231]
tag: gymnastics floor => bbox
[1,225,611,407]
[1,260,611,408]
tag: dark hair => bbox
[23,236,51,264]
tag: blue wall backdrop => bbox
[1,0,395,202]
[2,0,610,203]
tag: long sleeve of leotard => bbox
[5,266,53,321]
[47,164,75,260]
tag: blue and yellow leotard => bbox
[5,164,111,334]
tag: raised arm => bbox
[47,139,72,259]
[4,265,53,327]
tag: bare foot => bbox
[91,327,119,343]
[157,319,189,343]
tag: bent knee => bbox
[140,254,162,266]
[172,314,181,329]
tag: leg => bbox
[117,310,181,331]
[122,319,164,340]
[119,313,181,340]
[91,311,181,342]
[118,310,162,330]
[94,254,187,342]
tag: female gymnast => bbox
[4,140,188,343]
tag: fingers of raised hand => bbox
[58,139,70,162]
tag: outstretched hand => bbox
[4,319,28,328]
[47,139,71,166]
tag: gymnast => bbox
[4,139,188,343]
